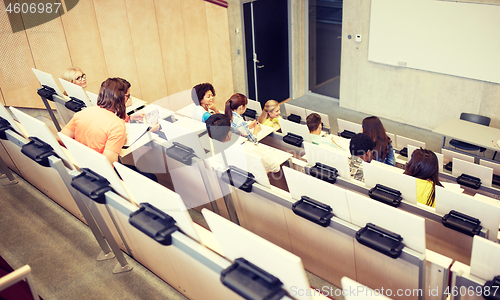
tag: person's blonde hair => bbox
[62,67,84,83]
[257,100,279,123]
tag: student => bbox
[257,100,281,130]
[61,67,88,97]
[404,148,442,208]
[306,113,342,149]
[61,77,157,182]
[206,114,232,143]
[362,116,395,166]
[62,67,87,89]
[206,114,279,173]
[192,83,220,122]
[225,93,261,143]
[349,133,375,182]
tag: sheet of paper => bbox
[124,123,150,148]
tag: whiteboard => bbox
[368,0,500,84]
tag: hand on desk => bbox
[149,123,160,132]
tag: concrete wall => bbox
[339,0,500,130]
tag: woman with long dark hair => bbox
[224,93,261,142]
[362,116,395,166]
[404,148,443,207]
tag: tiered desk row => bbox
[1,69,500,300]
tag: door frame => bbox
[304,0,341,102]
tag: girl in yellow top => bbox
[257,100,281,130]
[404,148,443,208]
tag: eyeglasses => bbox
[75,74,86,82]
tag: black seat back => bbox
[460,113,490,126]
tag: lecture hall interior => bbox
[1,0,500,299]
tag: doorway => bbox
[243,0,290,107]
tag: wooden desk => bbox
[433,118,500,151]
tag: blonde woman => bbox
[257,100,281,130]
[62,67,87,89]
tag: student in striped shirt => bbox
[224,93,261,143]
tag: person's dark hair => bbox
[306,113,322,133]
[192,83,216,106]
[349,133,375,157]
[97,78,130,119]
[404,148,443,207]
[362,116,391,161]
[224,93,248,121]
[206,114,231,142]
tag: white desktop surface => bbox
[113,163,200,242]
[58,133,130,199]
[470,236,500,281]
[284,103,307,121]
[452,157,493,187]
[256,123,278,141]
[86,91,98,106]
[363,161,417,204]
[283,166,351,223]
[341,277,392,300]
[337,119,362,134]
[224,143,270,188]
[0,104,22,135]
[10,107,72,167]
[433,118,500,152]
[58,79,93,108]
[303,142,351,180]
[280,119,312,143]
[31,68,65,97]
[435,186,500,241]
[243,141,292,166]
[247,100,263,116]
[202,209,312,300]
[345,190,426,254]
[173,116,206,133]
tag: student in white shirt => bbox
[306,113,342,149]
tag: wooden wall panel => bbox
[125,0,168,102]
[181,0,213,87]
[1,0,234,110]
[205,2,234,108]
[93,0,142,99]
[155,0,191,96]
[0,71,6,106]
[60,0,108,94]
[0,4,41,108]
[20,0,72,98]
